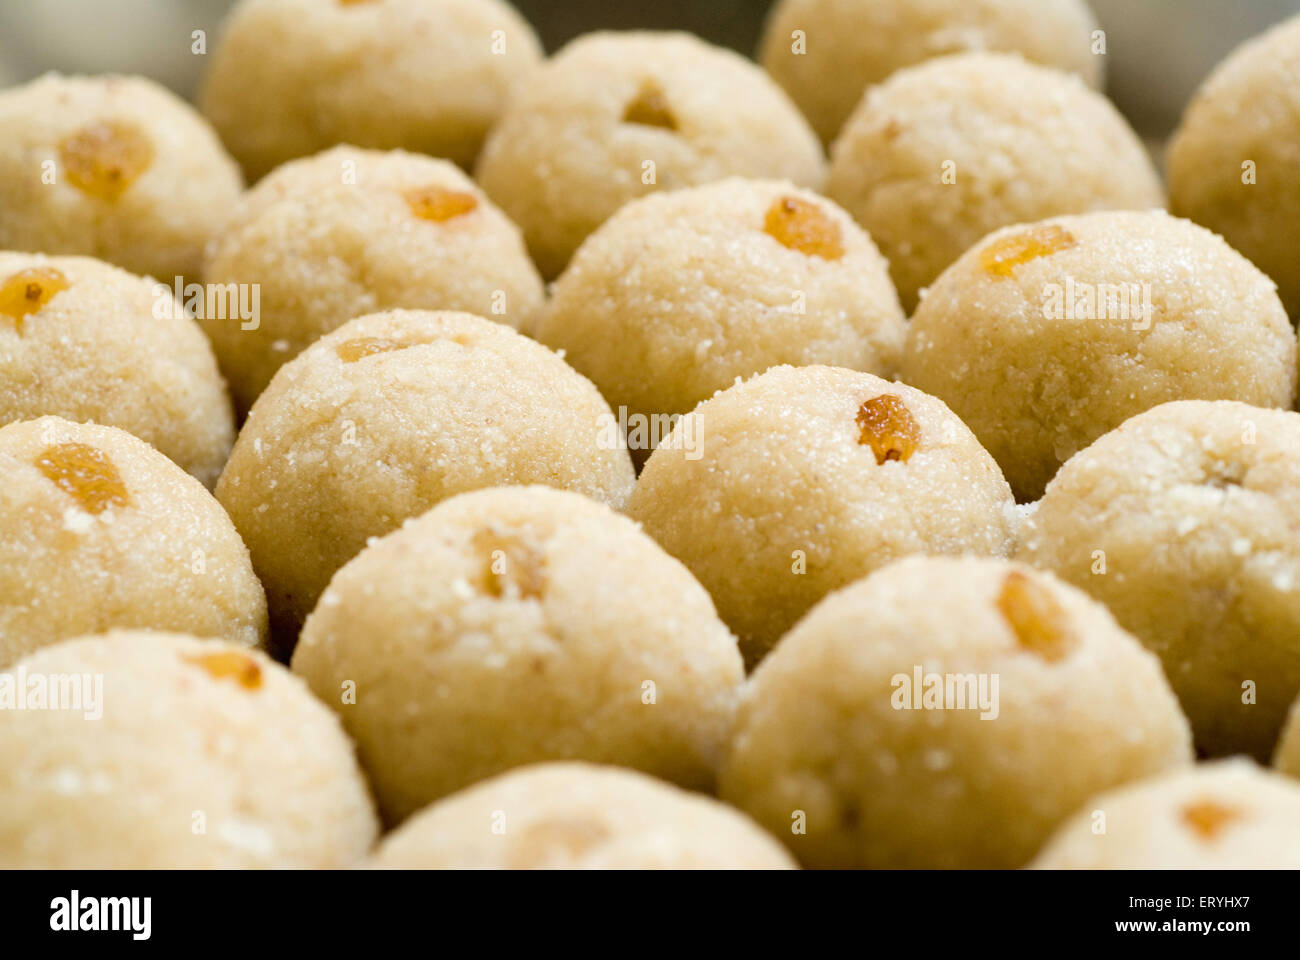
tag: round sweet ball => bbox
[201,0,543,181]
[217,310,636,641]
[0,252,234,488]
[293,486,742,822]
[628,365,1016,666]
[0,417,267,665]
[475,31,827,279]
[760,0,1102,145]
[0,73,242,283]
[370,763,794,869]
[827,53,1162,312]
[0,632,377,868]
[903,211,1296,502]
[1032,760,1300,869]
[531,179,905,449]
[1169,15,1300,320]
[719,556,1192,869]
[202,146,544,412]
[1018,401,1300,760]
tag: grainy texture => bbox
[0,417,266,664]
[1018,401,1300,759]
[719,556,1192,869]
[628,365,1017,664]
[294,486,742,823]
[532,178,905,447]
[828,53,1162,311]
[761,0,1102,144]
[0,73,241,283]
[904,211,1297,501]
[0,252,234,487]
[201,0,542,181]
[0,632,377,868]
[217,310,636,641]
[202,146,544,411]
[370,763,794,868]
[1032,760,1300,869]
[475,31,826,278]
[1169,13,1300,321]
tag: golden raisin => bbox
[997,571,1075,662]
[34,442,130,515]
[622,81,678,130]
[473,527,546,600]
[980,225,1076,279]
[59,120,154,201]
[764,196,845,261]
[856,394,921,465]
[1181,799,1240,841]
[508,817,611,868]
[404,185,478,223]
[0,267,68,331]
[182,651,263,691]
[336,337,415,362]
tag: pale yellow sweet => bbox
[217,310,636,642]
[370,763,795,869]
[1274,694,1300,779]
[0,252,234,487]
[293,485,742,823]
[719,556,1192,869]
[531,179,905,454]
[0,632,377,869]
[628,365,1017,665]
[1032,760,1300,869]
[1169,14,1300,320]
[475,31,827,278]
[0,73,242,283]
[1018,401,1300,760]
[0,417,267,665]
[761,0,1102,145]
[904,211,1296,501]
[201,146,544,411]
[827,53,1162,311]
[201,0,542,181]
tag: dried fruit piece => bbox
[1181,799,1240,841]
[980,225,1076,279]
[856,394,921,464]
[997,571,1074,662]
[623,81,678,130]
[404,185,478,223]
[764,196,845,261]
[59,120,154,201]
[0,267,68,331]
[473,527,546,600]
[336,337,414,362]
[34,442,130,515]
[182,650,263,691]
[508,817,611,867]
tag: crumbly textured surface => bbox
[201,0,542,181]
[294,486,742,822]
[827,54,1162,311]
[0,252,234,487]
[628,365,1017,665]
[719,556,1192,869]
[370,763,794,869]
[0,632,377,868]
[761,0,1102,145]
[0,418,267,665]
[475,31,827,278]
[0,73,242,283]
[217,310,636,641]
[904,211,1297,501]
[1031,760,1300,869]
[1018,401,1300,760]
[531,179,905,441]
[202,146,544,411]
[1169,14,1300,321]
